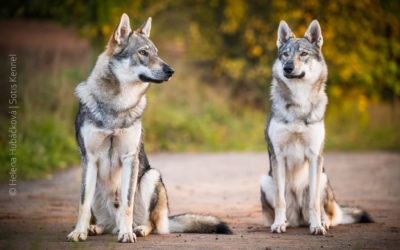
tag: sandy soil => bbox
[0,152,399,249]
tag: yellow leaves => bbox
[221,0,246,34]
[220,58,246,80]
[354,0,372,9]
[333,53,362,82]
[297,25,307,36]
[244,29,256,45]
[357,94,368,113]
[328,1,340,13]
[292,10,304,20]
[338,66,353,82]
[249,45,263,58]
[187,22,218,61]
[330,80,369,114]
[101,25,111,36]
[330,85,342,99]
[330,86,367,113]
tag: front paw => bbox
[118,232,137,243]
[310,224,327,235]
[271,222,287,233]
[66,230,88,242]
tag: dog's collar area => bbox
[81,94,143,129]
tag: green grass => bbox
[325,101,400,151]
[0,59,84,180]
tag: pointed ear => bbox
[304,20,323,48]
[277,20,295,48]
[137,17,152,38]
[114,13,132,45]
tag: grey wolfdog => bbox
[260,20,372,235]
[67,13,231,243]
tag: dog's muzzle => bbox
[283,62,304,79]
[139,64,175,83]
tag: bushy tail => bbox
[340,206,374,224]
[168,214,232,234]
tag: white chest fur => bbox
[268,118,325,173]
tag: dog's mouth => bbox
[284,72,305,79]
[139,74,167,84]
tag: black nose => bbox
[163,64,174,77]
[283,63,294,73]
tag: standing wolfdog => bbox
[67,13,231,243]
[260,20,372,235]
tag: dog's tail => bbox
[331,202,373,225]
[340,206,374,224]
[168,214,233,234]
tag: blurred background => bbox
[0,0,399,179]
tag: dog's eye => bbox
[138,50,148,56]
[300,52,308,57]
[283,52,289,57]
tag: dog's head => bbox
[275,20,325,81]
[106,13,174,84]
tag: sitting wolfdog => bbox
[260,20,372,235]
[67,13,231,243]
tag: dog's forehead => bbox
[129,33,157,52]
[279,38,318,54]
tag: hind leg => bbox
[88,224,105,235]
[150,179,169,234]
[260,175,275,227]
[321,175,339,230]
[320,200,331,231]
[136,169,169,236]
[88,204,106,236]
[133,225,153,237]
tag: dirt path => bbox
[0,152,399,249]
